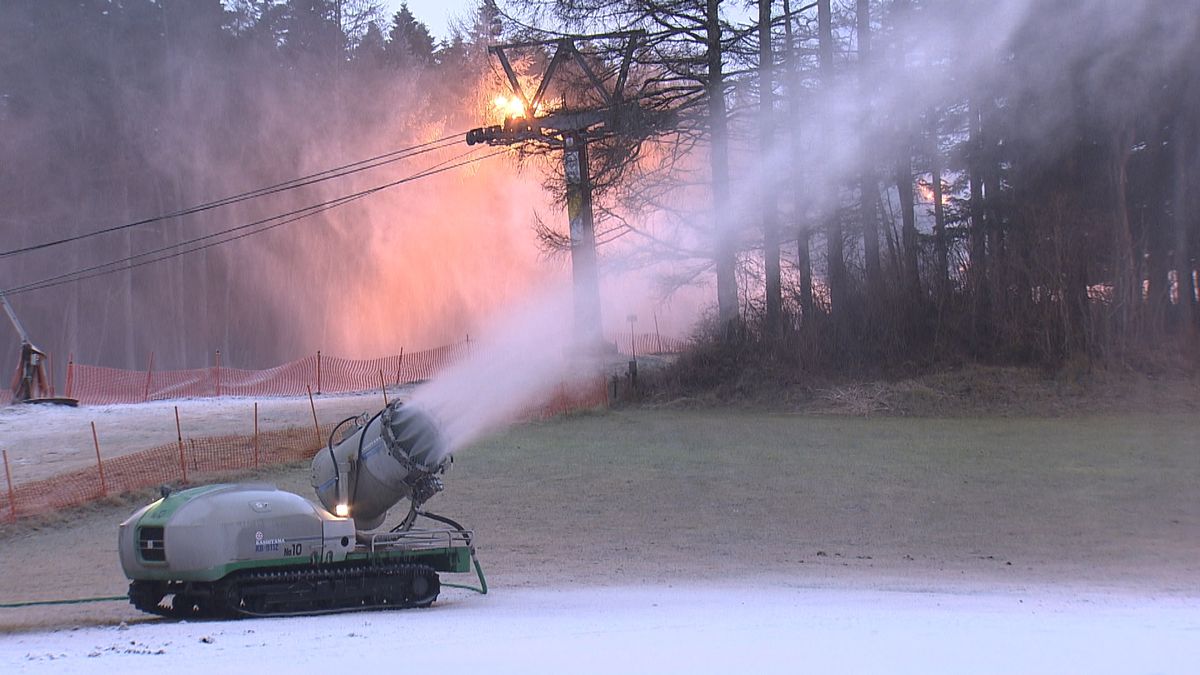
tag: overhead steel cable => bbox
[3,147,508,297]
[0,131,466,260]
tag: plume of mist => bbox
[407,288,594,458]
[8,0,1188,378]
[601,0,1200,279]
[0,3,568,373]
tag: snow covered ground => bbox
[0,391,403,483]
[3,400,1197,673]
[3,584,1198,674]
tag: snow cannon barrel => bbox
[311,402,450,531]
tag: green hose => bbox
[3,557,486,608]
[0,595,127,608]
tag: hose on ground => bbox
[1,595,126,608]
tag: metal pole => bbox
[628,314,637,359]
[91,421,107,496]
[143,351,155,402]
[253,401,260,469]
[316,350,322,395]
[214,349,221,397]
[307,385,321,447]
[563,132,603,348]
[654,313,663,354]
[65,353,74,400]
[175,406,187,483]
[379,370,389,407]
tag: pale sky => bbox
[378,0,476,43]
[376,2,757,45]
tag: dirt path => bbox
[1,408,1197,632]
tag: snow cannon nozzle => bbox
[311,402,451,531]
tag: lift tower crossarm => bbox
[528,46,568,113]
[491,45,533,116]
[0,290,58,404]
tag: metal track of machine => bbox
[130,560,442,619]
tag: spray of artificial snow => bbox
[407,289,592,458]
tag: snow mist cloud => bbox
[406,288,591,457]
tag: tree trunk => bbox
[1142,123,1169,335]
[1175,120,1196,335]
[890,0,919,301]
[983,100,1005,316]
[760,0,781,332]
[1147,216,1169,335]
[784,0,812,324]
[1111,126,1138,344]
[798,229,815,321]
[968,95,989,340]
[858,0,881,297]
[930,111,948,302]
[880,186,903,286]
[707,0,738,337]
[896,153,920,297]
[819,0,847,317]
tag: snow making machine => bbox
[118,402,486,618]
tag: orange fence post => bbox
[214,350,222,397]
[253,402,260,469]
[143,351,155,402]
[65,353,74,399]
[175,406,188,483]
[316,350,322,395]
[307,385,321,447]
[379,370,389,407]
[91,421,107,496]
[2,449,15,523]
[394,347,404,386]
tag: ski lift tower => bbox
[466,31,660,349]
[1,292,76,405]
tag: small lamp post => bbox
[626,314,638,384]
[627,314,638,359]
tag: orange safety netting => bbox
[67,343,472,405]
[0,378,609,523]
[50,334,681,406]
[0,425,333,522]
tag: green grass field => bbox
[2,407,1197,631]
[424,409,1200,591]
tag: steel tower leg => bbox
[563,133,603,348]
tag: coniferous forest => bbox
[2,0,1197,381]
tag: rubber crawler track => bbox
[129,562,440,619]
